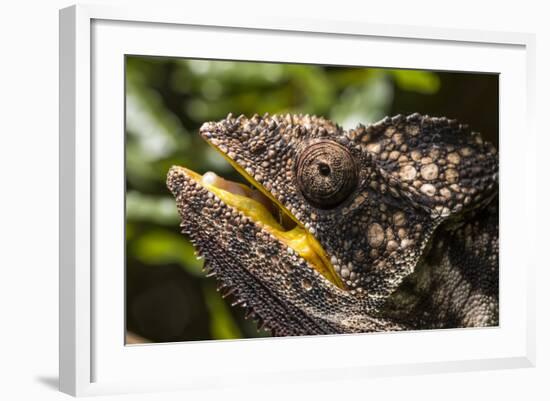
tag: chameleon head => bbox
[167,113,498,335]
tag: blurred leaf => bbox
[126,86,188,160]
[203,284,242,339]
[131,229,205,276]
[286,64,335,114]
[126,222,136,241]
[126,141,163,191]
[331,72,393,128]
[126,191,179,225]
[327,67,373,87]
[389,70,440,94]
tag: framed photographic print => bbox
[59,3,536,396]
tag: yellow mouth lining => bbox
[180,160,344,289]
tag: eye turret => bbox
[296,140,358,208]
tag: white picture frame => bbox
[59,3,536,397]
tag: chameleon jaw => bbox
[167,165,344,289]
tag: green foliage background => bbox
[125,56,498,343]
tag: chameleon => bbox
[167,113,499,336]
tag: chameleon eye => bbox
[296,140,358,208]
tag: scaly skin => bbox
[167,113,499,335]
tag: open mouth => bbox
[175,142,344,289]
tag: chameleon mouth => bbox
[173,162,344,289]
